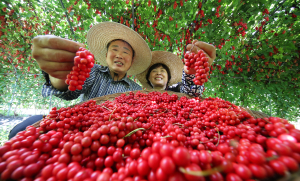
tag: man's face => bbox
[106,40,134,77]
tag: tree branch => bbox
[59,0,76,38]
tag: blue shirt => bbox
[42,65,204,101]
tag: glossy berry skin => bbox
[184,49,210,85]
[0,91,300,181]
[66,47,95,91]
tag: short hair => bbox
[146,63,171,88]
[106,39,135,59]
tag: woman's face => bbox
[148,65,168,89]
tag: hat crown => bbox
[87,22,151,75]
[136,51,183,89]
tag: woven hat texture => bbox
[136,51,183,89]
[87,22,152,75]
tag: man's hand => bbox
[32,35,85,90]
[184,40,216,75]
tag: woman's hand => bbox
[32,35,85,80]
[184,40,216,74]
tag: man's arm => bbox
[41,64,101,100]
[49,76,68,91]
[32,35,85,90]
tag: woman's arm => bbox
[180,40,216,96]
[180,70,204,97]
[166,70,204,97]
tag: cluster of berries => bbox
[184,49,210,85]
[65,48,95,91]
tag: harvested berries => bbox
[1,91,300,180]
[65,47,95,91]
[184,49,210,85]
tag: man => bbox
[9,22,152,139]
[34,22,152,101]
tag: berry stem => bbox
[173,123,188,129]
[266,155,279,161]
[133,117,140,122]
[101,106,111,111]
[161,135,173,138]
[179,166,222,177]
[146,124,153,130]
[109,107,118,121]
[262,117,272,124]
[123,128,146,139]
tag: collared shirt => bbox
[42,64,142,101]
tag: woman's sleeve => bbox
[179,69,204,97]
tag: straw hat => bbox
[87,22,151,75]
[136,51,184,89]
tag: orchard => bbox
[0,0,299,119]
[1,0,300,179]
[0,0,299,117]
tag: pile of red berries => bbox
[184,50,210,86]
[1,91,300,181]
[65,47,95,91]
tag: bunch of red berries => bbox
[65,47,95,91]
[184,49,210,85]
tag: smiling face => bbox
[148,65,169,90]
[106,40,134,79]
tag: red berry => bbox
[66,48,95,91]
[184,48,210,85]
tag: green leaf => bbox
[181,12,185,20]
[96,15,102,22]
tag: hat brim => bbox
[136,51,184,89]
[87,22,151,75]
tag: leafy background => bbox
[0,0,299,121]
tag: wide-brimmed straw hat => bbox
[87,22,151,75]
[136,51,184,89]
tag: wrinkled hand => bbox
[32,35,85,80]
[184,40,216,74]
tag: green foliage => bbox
[0,124,14,146]
[0,0,299,120]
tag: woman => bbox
[136,40,216,97]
